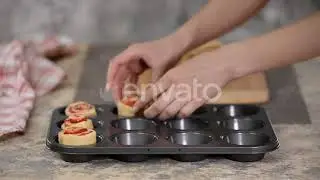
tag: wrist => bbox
[166,29,194,56]
[224,44,249,79]
[226,40,272,79]
[207,43,253,81]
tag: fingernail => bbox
[144,112,153,119]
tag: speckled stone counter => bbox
[0,49,319,180]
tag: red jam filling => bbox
[122,96,138,107]
[64,127,88,135]
[68,102,93,113]
[65,116,87,124]
[78,131,93,136]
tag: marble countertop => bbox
[0,50,319,180]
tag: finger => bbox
[122,59,146,95]
[106,60,113,90]
[151,68,164,83]
[111,66,130,101]
[158,99,189,120]
[107,48,139,88]
[128,61,144,74]
[143,86,176,119]
[63,44,78,55]
[178,99,206,118]
[134,75,172,112]
[111,84,122,102]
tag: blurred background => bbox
[0,0,319,44]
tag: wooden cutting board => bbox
[138,40,270,104]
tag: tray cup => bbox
[111,118,156,130]
[168,132,212,162]
[217,105,260,118]
[166,118,209,130]
[219,117,264,131]
[221,132,269,162]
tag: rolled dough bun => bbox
[61,116,94,129]
[65,101,97,118]
[58,127,96,146]
[117,95,138,117]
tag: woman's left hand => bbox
[133,48,236,120]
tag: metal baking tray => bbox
[46,103,279,163]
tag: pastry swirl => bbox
[65,101,97,118]
[58,127,96,146]
[61,115,94,129]
[117,95,138,117]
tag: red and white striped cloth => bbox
[0,40,66,137]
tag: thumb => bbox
[151,69,165,83]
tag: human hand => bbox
[134,49,236,120]
[106,35,187,101]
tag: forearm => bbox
[170,0,268,52]
[224,11,320,78]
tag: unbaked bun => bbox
[58,127,96,146]
[65,101,97,118]
[117,95,138,117]
[61,116,94,129]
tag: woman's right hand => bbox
[106,35,187,101]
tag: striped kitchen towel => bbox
[0,40,66,137]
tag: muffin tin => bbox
[46,103,279,163]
